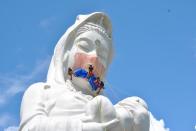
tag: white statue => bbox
[19,12,150,131]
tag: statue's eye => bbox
[77,41,92,52]
[95,39,101,47]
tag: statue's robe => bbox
[19,81,149,131]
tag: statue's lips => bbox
[73,53,105,77]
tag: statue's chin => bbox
[71,76,95,96]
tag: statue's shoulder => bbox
[23,82,48,98]
[20,82,50,112]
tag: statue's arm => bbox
[19,83,82,131]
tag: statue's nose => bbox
[88,49,98,58]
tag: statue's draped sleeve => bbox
[19,83,82,131]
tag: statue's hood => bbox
[46,12,112,85]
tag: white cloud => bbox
[4,126,18,131]
[0,56,50,105]
[39,17,56,31]
[149,112,169,131]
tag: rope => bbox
[104,79,121,102]
[106,79,131,97]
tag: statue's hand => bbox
[81,95,117,123]
[81,95,120,131]
[115,96,150,131]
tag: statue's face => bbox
[69,30,112,78]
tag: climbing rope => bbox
[99,79,128,131]
[104,79,122,102]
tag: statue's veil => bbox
[46,12,112,86]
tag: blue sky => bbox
[0,0,196,131]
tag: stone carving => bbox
[19,12,150,131]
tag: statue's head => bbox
[47,12,113,93]
[68,22,112,78]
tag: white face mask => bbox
[72,52,105,78]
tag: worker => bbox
[96,81,104,95]
[68,68,73,80]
